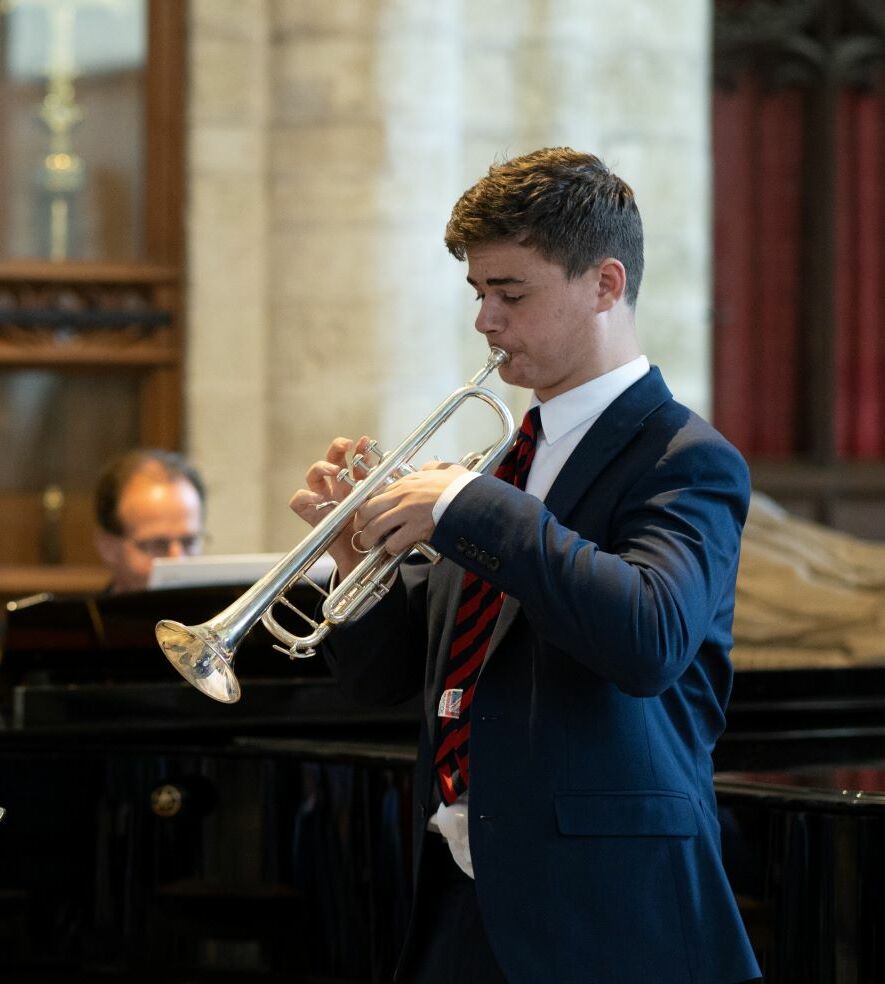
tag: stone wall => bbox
[187,0,711,553]
[187,0,270,550]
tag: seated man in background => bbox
[94,449,207,594]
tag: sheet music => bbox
[148,553,335,589]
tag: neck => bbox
[588,307,641,378]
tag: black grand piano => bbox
[0,584,420,984]
[3,585,885,983]
[717,670,885,984]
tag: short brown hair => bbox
[95,449,206,535]
[445,147,644,306]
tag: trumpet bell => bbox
[155,619,241,704]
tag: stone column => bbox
[265,0,464,548]
[186,0,270,552]
[579,0,712,417]
[459,0,713,417]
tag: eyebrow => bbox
[466,275,527,287]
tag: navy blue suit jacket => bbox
[324,368,762,984]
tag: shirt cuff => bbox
[432,471,482,524]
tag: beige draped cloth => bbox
[732,493,885,670]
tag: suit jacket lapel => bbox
[545,366,672,522]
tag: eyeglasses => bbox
[128,533,208,558]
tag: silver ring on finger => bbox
[351,530,372,554]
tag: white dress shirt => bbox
[433,355,651,521]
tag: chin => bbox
[500,366,535,393]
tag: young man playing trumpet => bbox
[290,148,761,984]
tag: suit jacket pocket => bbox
[555,790,698,838]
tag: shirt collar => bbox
[531,355,650,444]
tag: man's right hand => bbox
[288,435,375,579]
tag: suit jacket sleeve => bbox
[430,429,750,698]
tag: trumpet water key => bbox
[155,347,516,704]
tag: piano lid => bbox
[1,582,331,687]
[0,582,418,734]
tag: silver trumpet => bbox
[155,347,515,704]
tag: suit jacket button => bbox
[488,556,500,571]
[456,537,467,553]
[466,544,478,559]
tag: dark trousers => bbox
[397,831,507,984]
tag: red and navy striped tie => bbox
[434,406,541,804]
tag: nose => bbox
[474,297,502,337]
[167,539,185,558]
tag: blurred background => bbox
[1,0,884,600]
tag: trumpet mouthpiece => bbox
[488,346,510,366]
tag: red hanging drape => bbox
[714,71,885,460]
[713,72,803,458]
[835,83,885,458]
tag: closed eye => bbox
[473,292,525,304]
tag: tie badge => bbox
[438,688,463,719]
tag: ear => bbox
[595,258,628,312]
[94,529,122,566]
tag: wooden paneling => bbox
[0,2,186,594]
[0,491,100,568]
[750,459,885,539]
